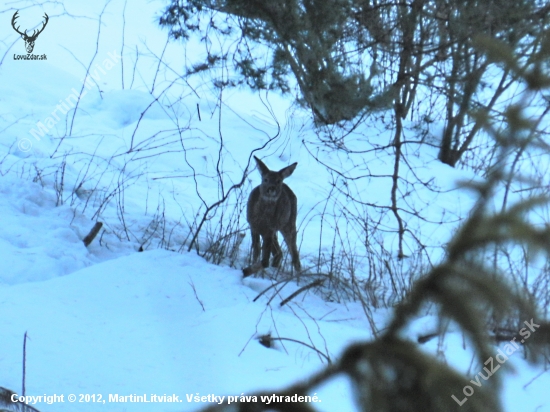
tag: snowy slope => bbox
[0,192,548,412]
[1,246,366,411]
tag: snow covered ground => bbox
[0,245,365,412]
[0,1,548,411]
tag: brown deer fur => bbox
[243,157,301,277]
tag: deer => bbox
[12,11,49,54]
[243,156,301,277]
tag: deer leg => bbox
[271,233,283,267]
[243,261,263,277]
[243,230,262,277]
[260,233,272,268]
[281,228,301,272]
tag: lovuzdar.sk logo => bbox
[12,11,48,60]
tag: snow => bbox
[0,244,368,411]
[0,0,548,411]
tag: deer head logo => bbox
[11,11,49,54]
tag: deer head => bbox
[12,11,49,54]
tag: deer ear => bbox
[254,156,269,176]
[279,162,297,179]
